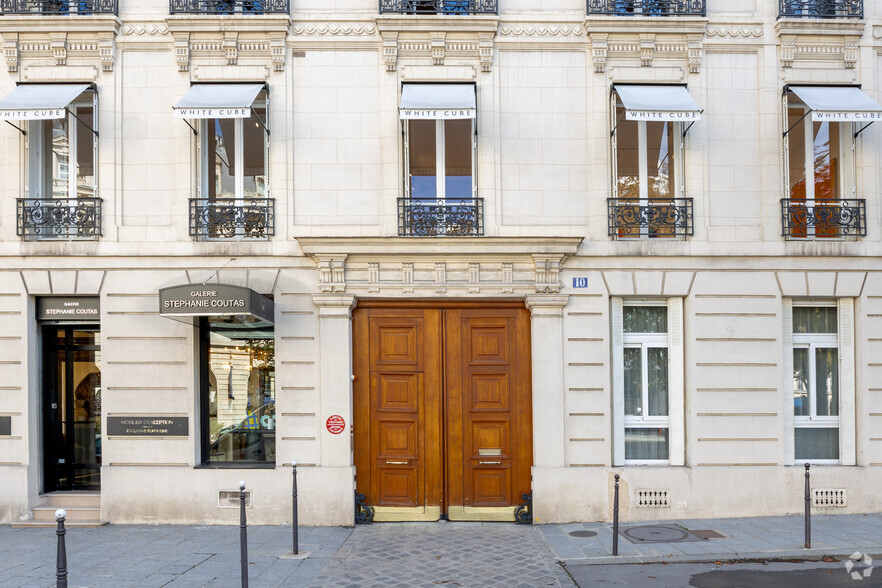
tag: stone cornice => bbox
[296,237,582,258]
[0,15,120,73]
[375,14,498,35]
[0,14,121,35]
[376,14,498,72]
[584,15,707,36]
[775,19,865,70]
[587,18,707,74]
[165,14,290,35]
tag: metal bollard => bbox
[292,462,299,555]
[613,474,620,556]
[55,509,68,588]
[239,481,249,588]
[804,463,811,549]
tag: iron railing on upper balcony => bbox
[781,199,866,239]
[779,0,862,18]
[17,198,102,240]
[398,198,484,236]
[0,0,117,14]
[608,198,694,239]
[169,0,288,15]
[190,198,275,240]
[380,0,497,15]
[588,0,705,16]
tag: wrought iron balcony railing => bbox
[169,0,288,15]
[17,198,102,240]
[0,0,117,14]
[380,0,497,15]
[781,199,866,239]
[779,0,862,18]
[588,0,705,16]
[608,198,694,239]
[190,198,275,240]
[398,198,484,237]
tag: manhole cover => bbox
[620,525,701,544]
[569,530,598,538]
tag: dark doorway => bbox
[42,326,101,492]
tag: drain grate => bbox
[690,529,726,540]
[620,525,701,544]
[569,530,598,538]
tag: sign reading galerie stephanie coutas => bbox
[158,283,274,324]
[36,297,100,321]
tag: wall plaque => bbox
[36,297,100,321]
[0,416,10,436]
[107,416,189,437]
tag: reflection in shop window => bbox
[202,318,275,464]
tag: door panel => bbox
[354,304,530,522]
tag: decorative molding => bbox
[435,263,446,294]
[705,25,763,39]
[498,24,584,37]
[533,255,566,294]
[0,17,120,73]
[316,255,347,293]
[167,16,289,73]
[291,24,377,36]
[3,33,18,73]
[173,32,190,72]
[121,23,171,36]
[376,16,498,73]
[775,20,865,71]
[589,25,706,74]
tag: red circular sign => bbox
[326,415,345,435]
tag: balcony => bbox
[781,199,866,239]
[0,0,117,14]
[17,198,102,240]
[169,0,288,15]
[608,198,694,239]
[398,198,484,237]
[779,0,862,18]
[380,0,497,15]
[189,198,275,240]
[587,0,705,16]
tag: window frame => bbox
[782,91,857,240]
[783,299,856,466]
[403,117,477,201]
[612,297,685,466]
[26,90,98,201]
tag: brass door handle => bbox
[478,460,502,465]
[386,460,409,465]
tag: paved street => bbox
[1,514,882,587]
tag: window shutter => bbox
[838,298,856,466]
[782,298,794,465]
[667,297,685,466]
[611,297,625,466]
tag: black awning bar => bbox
[682,111,703,137]
[69,109,98,137]
[252,110,270,136]
[784,109,811,138]
[178,115,198,136]
[855,122,874,138]
[5,121,26,136]
[610,108,627,137]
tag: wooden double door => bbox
[353,302,532,521]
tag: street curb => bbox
[561,549,882,566]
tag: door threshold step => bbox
[11,520,108,528]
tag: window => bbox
[399,83,481,236]
[784,92,855,239]
[610,86,696,239]
[200,318,275,465]
[786,300,856,464]
[20,89,100,240]
[612,298,685,465]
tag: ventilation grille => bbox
[218,490,252,509]
[813,488,847,507]
[636,489,671,508]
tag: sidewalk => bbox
[543,513,882,566]
[1,514,881,587]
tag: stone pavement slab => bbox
[542,514,882,565]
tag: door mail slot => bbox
[478,448,502,456]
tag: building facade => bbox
[0,0,881,526]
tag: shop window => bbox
[200,318,275,465]
[612,298,685,465]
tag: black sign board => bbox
[36,297,100,321]
[0,416,10,436]
[158,284,273,325]
[107,416,189,437]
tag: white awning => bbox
[399,84,476,120]
[0,84,90,121]
[173,84,264,119]
[788,86,882,122]
[614,85,702,122]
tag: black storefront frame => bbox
[41,324,102,492]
